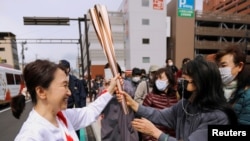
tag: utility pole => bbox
[21,41,27,69]
[84,14,92,102]
[78,17,84,78]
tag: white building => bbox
[87,11,125,68]
[0,32,20,69]
[85,0,170,78]
[121,0,168,71]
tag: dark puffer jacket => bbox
[233,88,250,125]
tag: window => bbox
[142,57,150,63]
[1,59,7,63]
[142,19,150,25]
[142,38,150,44]
[6,73,15,85]
[0,48,5,51]
[142,0,149,7]
[14,74,22,84]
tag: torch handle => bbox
[116,79,129,114]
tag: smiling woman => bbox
[10,59,120,141]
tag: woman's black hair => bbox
[10,59,67,119]
[132,67,142,76]
[183,56,237,124]
[10,94,26,119]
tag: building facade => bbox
[121,0,168,70]
[167,0,250,68]
[167,0,195,68]
[195,11,250,62]
[81,0,250,78]
[82,12,125,79]
[203,0,250,14]
[0,32,20,69]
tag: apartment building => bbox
[82,12,125,78]
[0,32,20,69]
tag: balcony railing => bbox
[195,40,248,50]
[195,11,250,24]
[196,27,249,37]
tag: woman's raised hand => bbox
[107,74,119,94]
[116,90,139,112]
[107,74,124,94]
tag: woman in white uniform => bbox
[11,59,119,141]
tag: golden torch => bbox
[89,4,129,114]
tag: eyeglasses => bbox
[177,78,193,84]
[184,79,193,84]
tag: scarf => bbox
[223,80,237,102]
[57,111,74,141]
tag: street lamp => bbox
[24,17,70,25]
[23,16,90,80]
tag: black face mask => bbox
[177,79,192,99]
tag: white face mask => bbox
[219,67,236,85]
[132,77,141,83]
[155,80,168,91]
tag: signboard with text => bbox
[153,0,164,10]
[178,0,194,18]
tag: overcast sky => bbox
[0,0,202,69]
[0,0,123,69]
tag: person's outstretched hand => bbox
[116,90,139,112]
[132,118,162,139]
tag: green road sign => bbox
[178,9,194,18]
